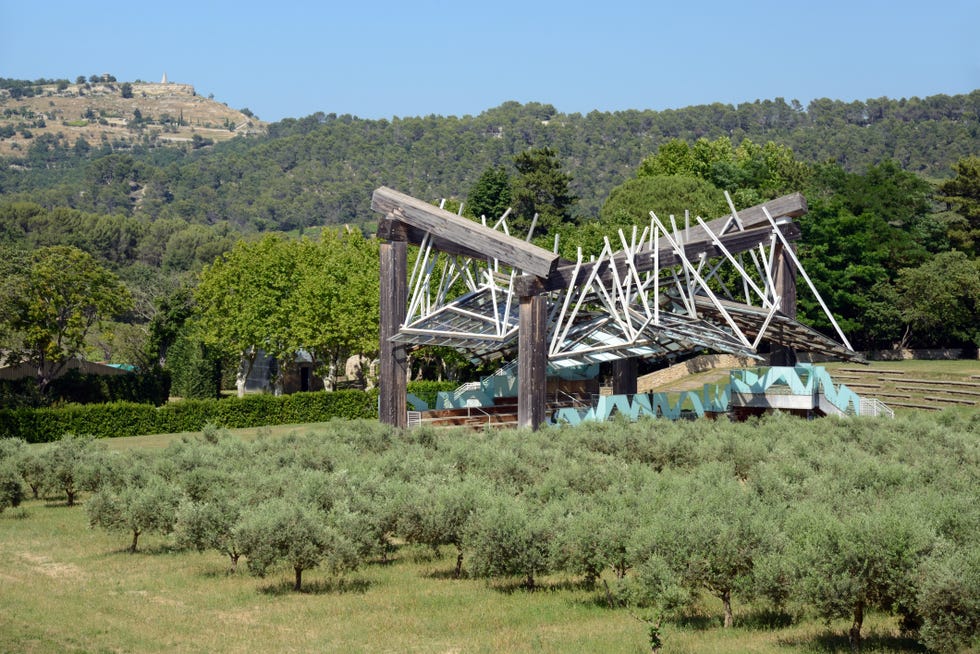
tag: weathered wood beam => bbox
[612,358,638,395]
[515,222,801,295]
[769,242,799,366]
[379,240,408,428]
[377,218,491,261]
[372,186,560,278]
[518,292,548,430]
[675,192,807,242]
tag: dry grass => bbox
[0,81,263,157]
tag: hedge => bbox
[0,389,380,443]
[0,380,468,442]
[0,368,171,409]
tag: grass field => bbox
[1,495,923,654]
[4,421,960,653]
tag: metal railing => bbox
[860,397,895,419]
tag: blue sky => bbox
[2,0,978,123]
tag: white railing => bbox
[451,381,482,401]
[859,397,895,419]
[407,411,422,428]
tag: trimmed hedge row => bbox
[0,368,171,408]
[0,389,380,443]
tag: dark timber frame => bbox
[373,186,855,431]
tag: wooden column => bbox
[770,241,798,367]
[518,292,548,430]
[379,238,408,427]
[612,357,638,395]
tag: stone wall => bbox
[637,354,756,392]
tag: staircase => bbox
[418,397,519,429]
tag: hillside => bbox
[0,78,265,156]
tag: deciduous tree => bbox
[0,246,132,393]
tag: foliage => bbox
[0,246,133,393]
[87,473,181,552]
[883,250,980,348]
[465,494,554,589]
[40,434,96,506]
[0,367,170,409]
[637,136,810,207]
[237,497,359,591]
[193,230,379,396]
[0,390,379,442]
[466,165,511,220]
[787,500,933,651]
[0,458,25,513]
[289,229,379,390]
[175,491,248,570]
[510,146,577,240]
[937,155,980,255]
[915,544,980,654]
[2,409,979,650]
[593,173,728,257]
[165,327,221,399]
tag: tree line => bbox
[2,93,978,227]
[0,97,978,393]
[1,412,977,652]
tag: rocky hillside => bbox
[0,78,265,156]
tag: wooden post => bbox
[770,241,798,366]
[518,292,548,430]
[379,238,408,427]
[612,357,638,395]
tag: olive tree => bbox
[237,498,359,592]
[464,494,554,590]
[175,491,248,571]
[41,435,96,506]
[915,543,980,654]
[653,465,769,628]
[86,474,182,552]
[398,475,489,578]
[788,501,932,652]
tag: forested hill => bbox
[1,91,978,231]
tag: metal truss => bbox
[391,196,861,366]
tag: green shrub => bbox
[0,389,380,442]
[0,368,170,408]
[166,330,221,400]
[406,380,458,409]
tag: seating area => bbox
[827,366,980,411]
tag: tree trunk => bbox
[236,350,256,398]
[722,589,734,628]
[849,600,864,653]
[130,529,140,553]
[454,548,464,579]
[294,567,303,591]
[229,553,239,573]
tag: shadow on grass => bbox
[737,608,795,630]
[200,565,246,579]
[778,629,926,653]
[258,577,372,596]
[488,577,603,596]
